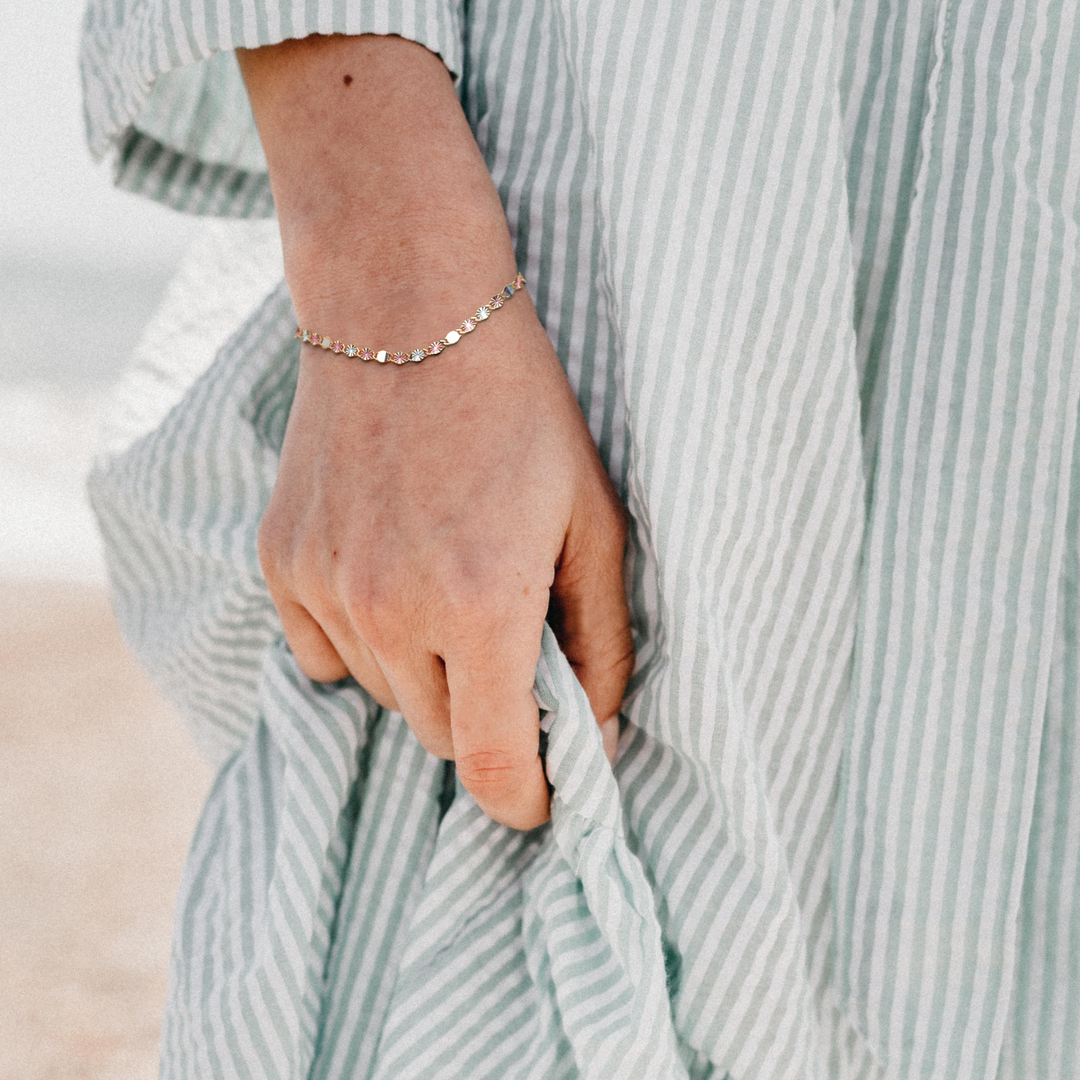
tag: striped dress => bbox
[81,1,1080,1077]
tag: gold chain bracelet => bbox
[294,274,526,365]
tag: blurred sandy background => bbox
[1,5,212,1076]
[0,585,212,1079]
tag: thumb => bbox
[549,499,634,736]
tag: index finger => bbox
[445,631,549,830]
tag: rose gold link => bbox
[294,275,522,363]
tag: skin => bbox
[238,33,633,830]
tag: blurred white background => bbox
[0,0,198,583]
[1,7,222,1077]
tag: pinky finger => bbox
[277,597,350,683]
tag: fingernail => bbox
[600,715,620,766]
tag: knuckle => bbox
[438,565,509,633]
[341,573,394,641]
[577,626,635,714]
[341,576,376,617]
[350,614,390,654]
[455,749,531,800]
[596,622,634,668]
[598,620,636,673]
[438,561,490,616]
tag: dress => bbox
[81,1,1080,1077]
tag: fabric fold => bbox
[833,1,1080,1076]
[84,0,1080,1075]
[533,629,688,1078]
[89,279,686,1078]
[80,0,467,213]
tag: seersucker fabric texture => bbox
[82,1,1080,1077]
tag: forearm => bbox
[237,33,517,341]
[240,32,632,829]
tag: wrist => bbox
[291,301,561,448]
[240,32,518,332]
[286,216,517,330]
[295,269,528,369]
[284,181,521,353]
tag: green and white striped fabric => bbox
[83,1,1080,1077]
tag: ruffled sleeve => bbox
[80,0,466,217]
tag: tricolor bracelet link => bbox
[294,274,527,365]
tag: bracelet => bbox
[294,274,527,365]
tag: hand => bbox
[240,33,633,830]
[259,292,632,829]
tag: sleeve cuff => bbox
[80,0,465,217]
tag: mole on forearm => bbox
[343,73,353,86]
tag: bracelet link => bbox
[295,275,526,366]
